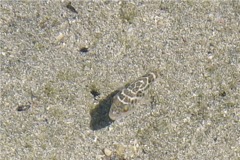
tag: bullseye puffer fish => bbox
[109,71,159,121]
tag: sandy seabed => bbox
[1,1,239,159]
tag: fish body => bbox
[109,71,158,120]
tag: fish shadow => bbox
[90,90,119,130]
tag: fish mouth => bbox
[108,109,122,121]
[109,108,134,121]
[108,113,118,121]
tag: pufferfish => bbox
[109,71,159,121]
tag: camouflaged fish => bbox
[109,71,159,120]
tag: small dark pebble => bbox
[17,105,31,111]
[66,2,78,14]
[219,91,226,97]
[80,47,89,53]
[213,137,218,142]
[91,89,100,98]
[44,118,49,124]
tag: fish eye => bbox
[123,106,129,112]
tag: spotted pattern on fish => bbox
[109,71,158,120]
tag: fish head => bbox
[108,95,132,121]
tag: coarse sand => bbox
[1,1,239,159]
